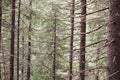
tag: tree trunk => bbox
[0,63,1,80]
[69,0,75,80]
[107,0,120,80]
[79,0,86,80]
[52,8,57,80]
[21,30,25,80]
[0,0,2,79]
[26,0,32,80]
[10,0,16,80]
[17,0,21,80]
[0,0,2,52]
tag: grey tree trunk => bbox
[107,0,120,80]
[79,0,86,80]
[17,0,21,80]
[26,0,32,80]
[0,0,2,79]
[69,0,75,80]
[10,0,16,80]
[52,8,57,80]
[21,30,25,80]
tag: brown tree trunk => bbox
[52,9,57,80]
[0,1,1,77]
[107,0,120,80]
[0,0,2,52]
[0,63,1,80]
[21,30,25,80]
[0,0,2,79]
[10,0,16,80]
[26,0,32,80]
[79,0,86,80]
[17,0,21,80]
[69,0,75,80]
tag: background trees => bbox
[0,0,119,80]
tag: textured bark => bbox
[69,0,75,80]
[107,0,120,80]
[17,0,21,80]
[26,0,32,80]
[79,0,86,80]
[10,0,16,80]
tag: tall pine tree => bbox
[107,0,120,80]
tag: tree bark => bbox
[0,63,1,80]
[107,0,120,80]
[69,0,75,80]
[0,0,2,79]
[10,0,16,80]
[17,0,21,80]
[21,30,25,80]
[0,0,2,53]
[52,8,57,80]
[26,0,32,80]
[79,0,86,80]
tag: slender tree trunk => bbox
[17,0,21,80]
[10,0,16,80]
[0,0,2,79]
[107,0,120,80]
[69,0,75,80]
[21,30,25,80]
[52,9,57,80]
[0,63,1,80]
[79,0,86,80]
[0,0,2,52]
[26,0,32,80]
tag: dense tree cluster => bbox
[0,0,120,80]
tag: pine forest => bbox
[0,0,120,80]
